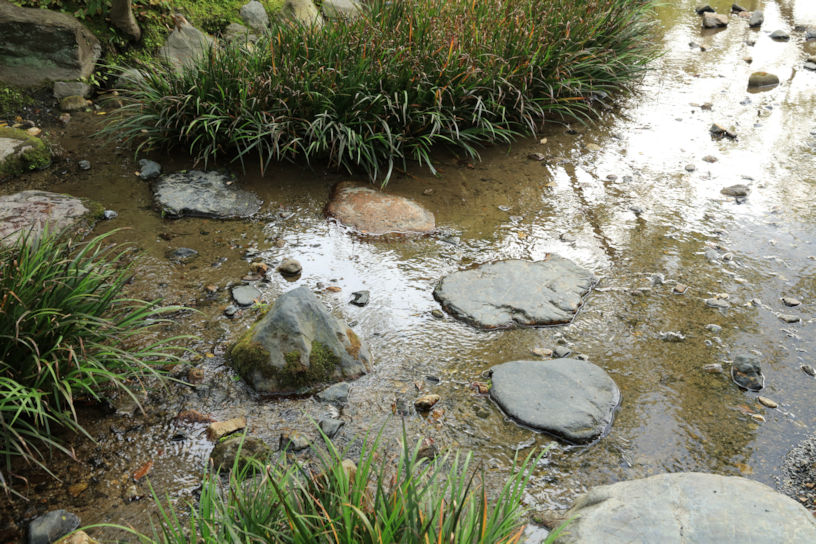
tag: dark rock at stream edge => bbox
[748,72,779,89]
[433,257,596,329]
[489,359,620,443]
[731,353,764,391]
[153,170,261,219]
[28,510,80,544]
[229,286,370,394]
[553,473,816,543]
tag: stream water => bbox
[2,0,816,539]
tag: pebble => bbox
[138,159,162,181]
[102,210,118,220]
[166,247,198,263]
[559,232,577,243]
[685,164,696,172]
[316,382,350,404]
[231,285,261,307]
[26,126,42,137]
[758,396,778,408]
[659,331,686,342]
[350,290,370,307]
[224,304,238,317]
[705,324,722,333]
[528,152,547,161]
[695,5,714,15]
[58,113,71,125]
[422,188,433,195]
[751,413,766,423]
[318,417,344,438]
[585,143,601,152]
[553,345,572,358]
[731,3,746,13]
[431,309,444,319]
[414,394,441,412]
[277,258,302,276]
[801,365,816,377]
[629,205,644,215]
[531,347,553,358]
[206,416,247,441]
[78,160,91,170]
[702,155,718,163]
[804,62,816,71]
[280,430,310,451]
[769,30,790,41]
[710,123,736,139]
[779,314,800,323]
[703,363,723,373]
[674,284,689,294]
[721,184,750,197]
[705,297,730,309]
[782,297,801,307]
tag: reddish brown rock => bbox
[326,182,435,235]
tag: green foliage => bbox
[0,85,34,120]
[0,229,189,496]
[106,0,657,184]
[105,426,558,543]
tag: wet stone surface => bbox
[153,170,262,219]
[0,190,96,246]
[489,359,620,444]
[326,182,436,235]
[433,257,596,329]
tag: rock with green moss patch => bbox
[0,190,103,246]
[0,126,50,179]
[230,286,370,394]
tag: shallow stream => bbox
[3,0,816,538]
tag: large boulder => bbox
[490,359,620,443]
[326,182,435,235]
[230,286,370,394]
[158,15,214,72]
[0,0,100,87]
[279,0,323,27]
[0,191,101,247]
[153,170,262,219]
[554,473,816,543]
[239,0,268,33]
[433,257,596,329]
[321,0,361,19]
[0,126,50,179]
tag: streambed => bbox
[2,0,816,538]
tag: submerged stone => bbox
[231,285,261,306]
[326,182,435,235]
[702,12,728,28]
[489,359,620,443]
[209,436,273,472]
[554,473,816,543]
[433,257,596,329]
[229,286,370,394]
[721,184,750,197]
[28,510,80,544]
[153,170,261,219]
[748,10,763,27]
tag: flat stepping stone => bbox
[554,473,816,543]
[326,182,435,235]
[153,170,261,219]
[433,257,595,329]
[489,359,620,443]
[0,190,99,246]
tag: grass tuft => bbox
[0,228,189,497]
[105,0,657,184]
[100,425,559,543]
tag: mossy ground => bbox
[0,85,34,120]
[0,126,51,178]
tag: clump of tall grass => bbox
[108,428,559,543]
[107,0,656,184]
[0,229,188,496]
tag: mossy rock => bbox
[229,286,371,394]
[0,126,50,178]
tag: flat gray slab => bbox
[433,257,595,329]
[490,359,619,443]
[554,472,816,543]
[153,170,261,219]
[0,190,95,246]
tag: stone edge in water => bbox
[488,359,621,444]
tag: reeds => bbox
[109,427,558,543]
[0,229,188,496]
[108,0,656,184]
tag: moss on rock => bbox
[0,126,50,178]
[277,341,339,389]
[229,325,271,379]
